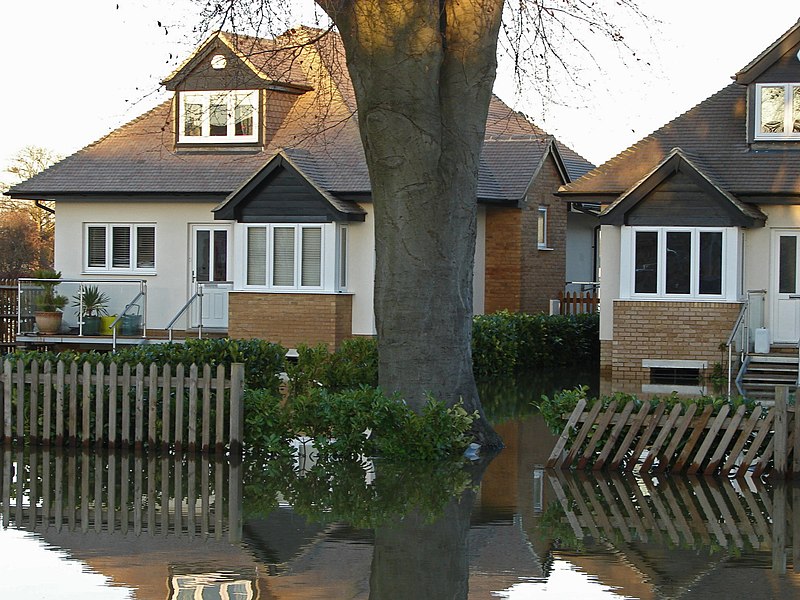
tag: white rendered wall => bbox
[55,201,226,330]
[347,204,376,336]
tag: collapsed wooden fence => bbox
[547,386,800,477]
[0,359,245,453]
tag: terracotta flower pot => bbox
[35,311,63,335]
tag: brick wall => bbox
[606,300,741,393]
[483,155,566,314]
[521,157,566,313]
[228,292,353,351]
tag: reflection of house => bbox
[7,28,593,350]
[559,20,800,397]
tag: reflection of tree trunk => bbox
[369,454,497,600]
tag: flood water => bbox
[1,370,799,599]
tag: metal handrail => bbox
[166,286,204,342]
[110,289,147,351]
[725,289,767,398]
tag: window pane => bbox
[760,86,785,133]
[246,228,267,286]
[184,100,203,137]
[87,227,106,268]
[234,92,254,136]
[665,231,691,294]
[634,231,658,293]
[698,231,722,295]
[273,227,295,286]
[537,208,547,246]
[793,86,800,133]
[213,230,228,281]
[196,230,210,282]
[136,226,156,269]
[301,227,322,286]
[209,94,228,136]
[780,235,797,294]
[112,226,131,268]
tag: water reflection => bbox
[1,410,800,599]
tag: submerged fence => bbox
[548,387,800,477]
[0,359,245,453]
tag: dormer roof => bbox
[734,19,800,84]
[162,29,319,92]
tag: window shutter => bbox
[301,228,322,287]
[247,227,267,286]
[272,227,295,286]
[112,226,131,268]
[87,227,106,268]
[136,226,156,269]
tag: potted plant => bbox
[72,285,110,335]
[33,268,68,334]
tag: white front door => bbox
[190,225,232,330]
[770,229,800,343]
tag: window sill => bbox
[82,271,157,277]
[233,288,354,295]
[537,246,554,251]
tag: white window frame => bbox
[620,226,738,301]
[84,223,156,274]
[241,223,340,292]
[754,83,800,140]
[537,206,550,250]
[178,90,259,144]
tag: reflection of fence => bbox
[558,290,598,315]
[0,360,245,453]
[547,470,800,573]
[547,393,798,476]
[0,446,242,541]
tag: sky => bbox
[0,1,799,187]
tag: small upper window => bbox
[755,83,800,139]
[537,206,548,249]
[179,90,258,144]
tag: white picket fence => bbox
[0,359,245,453]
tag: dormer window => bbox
[755,83,800,139]
[179,90,259,144]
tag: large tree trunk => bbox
[319,0,504,447]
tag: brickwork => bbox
[608,300,741,393]
[483,155,567,314]
[521,157,567,313]
[228,292,353,351]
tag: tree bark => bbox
[319,0,504,447]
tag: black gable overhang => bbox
[214,153,367,223]
[600,148,766,228]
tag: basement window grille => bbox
[649,367,700,387]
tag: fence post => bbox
[775,385,789,478]
[1,360,9,443]
[229,363,245,454]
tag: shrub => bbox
[472,311,599,378]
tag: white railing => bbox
[166,285,205,342]
[726,289,766,398]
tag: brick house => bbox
[559,20,800,398]
[8,28,593,350]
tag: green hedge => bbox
[5,338,286,393]
[472,311,599,378]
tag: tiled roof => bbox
[562,83,800,198]
[10,30,592,201]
